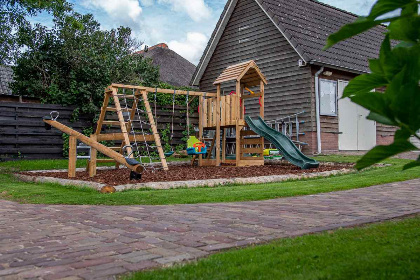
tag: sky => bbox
[30,0,377,65]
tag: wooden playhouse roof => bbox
[213,60,267,87]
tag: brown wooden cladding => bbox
[198,0,313,134]
[0,102,198,160]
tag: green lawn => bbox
[0,156,419,205]
[0,157,188,172]
[126,215,420,280]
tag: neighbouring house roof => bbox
[192,0,386,86]
[136,43,197,87]
[0,65,14,95]
[214,60,267,86]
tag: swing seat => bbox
[186,136,207,155]
[164,151,175,157]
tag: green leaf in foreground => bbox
[324,17,380,50]
[403,155,420,170]
[356,139,417,170]
[342,73,388,98]
[368,0,416,20]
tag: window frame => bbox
[319,78,338,117]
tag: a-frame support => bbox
[141,90,168,171]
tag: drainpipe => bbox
[314,66,324,154]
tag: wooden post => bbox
[89,134,97,177]
[240,84,245,119]
[236,81,241,119]
[95,89,111,135]
[117,91,141,169]
[141,90,168,171]
[235,81,241,167]
[68,136,77,178]
[215,85,221,166]
[236,120,241,167]
[111,88,133,157]
[198,94,204,166]
[222,128,226,162]
[260,80,265,154]
[260,80,265,118]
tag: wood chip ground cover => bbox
[22,162,352,186]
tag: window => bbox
[319,79,337,116]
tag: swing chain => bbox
[154,88,157,126]
[171,90,175,139]
[186,91,189,136]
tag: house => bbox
[191,0,395,154]
[136,43,197,87]
[0,65,39,103]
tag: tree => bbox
[0,0,70,64]
[11,11,159,117]
[324,0,420,170]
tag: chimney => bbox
[136,43,168,55]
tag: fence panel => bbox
[0,102,198,160]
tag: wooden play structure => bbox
[199,60,267,167]
[43,60,270,179]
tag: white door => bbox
[338,80,376,150]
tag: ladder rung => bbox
[77,156,91,159]
[102,121,129,126]
[115,94,138,99]
[105,107,118,111]
[109,147,122,151]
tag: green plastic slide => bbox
[245,116,319,169]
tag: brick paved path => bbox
[1,179,419,280]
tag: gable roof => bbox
[214,60,267,86]
[0,65,14,95]
[192,0,386,86]
[136,44,197,87]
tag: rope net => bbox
[117,88,164,172]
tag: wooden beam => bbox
[235,120,242,167]
[111,88,133,158]
[215,84,221,166]
[89,134,97,177]
[237,159,264,167]
[241,147,263,154]
[240,156,264,160]
[110,84,217,97]
[141,90,168,171]
[68,136,77,178]
[260,80,265,152]
[198,94,204,166]
[102,121,129,126]
[95,91,110,134]
[241,138,262,145]
[222,128,226,162]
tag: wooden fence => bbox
[0,102,198,160]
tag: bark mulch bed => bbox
[22,162,353,186]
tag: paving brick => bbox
[0,179,419,279]
[70,258,114,269]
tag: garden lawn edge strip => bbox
[15,168,354,191]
